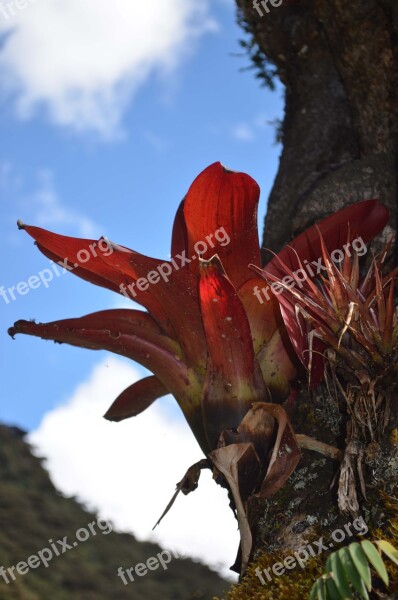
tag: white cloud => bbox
[28,357,239,580]
[2,162,100,238]
[231,113,279,143]
[28,169,100,237]
[0,160,26,194]
[0,1,216,137]
[110,295,144,311]
[0,160,13,188]
[231,123,255,142]
[143,131,170,153]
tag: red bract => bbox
[8,162,295,455]
[8,162,389,573]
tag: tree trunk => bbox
[239,0,397,255]
[227,1,398,597]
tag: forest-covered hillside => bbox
[0,425,227,600]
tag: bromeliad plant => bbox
[260,228,398,517]
[8,162,389,574]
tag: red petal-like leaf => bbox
[383,275,395,349]
[20,224,206,366]
[258,275,326,387]
[171,199,188,257]
[184,162,261,287]
[9,309,210,453]
[9,309,180,376]
[96,244,207,366]
[266,199,389,278]
[198,256,268,449]
[104,376,168,422]
[20,224,141,294]
[11,310,200,416]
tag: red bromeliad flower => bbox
[8,162,389,573]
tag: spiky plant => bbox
[8,158,390,574]
[259,233,398,515]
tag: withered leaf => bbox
[153,459,211,529]
[253,402,301,499]
[209,442,260,575]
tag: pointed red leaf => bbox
[251,260,326,386]
[9,309,210,453]
[104,376,168,422]
[22,225,128,294]
[383,275,395,349]
[184,162,261,287]
[9,311,186,401]
[96,244,207,366]
[19,224,206,366]
[171,199,188,257]
[198,255,268,449]
[266,200,388,278]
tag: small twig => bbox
[296,433,343,462]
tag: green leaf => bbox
[312,539,396,600]
[310,581,318,600]
[338,547,369,600]
[311,578,327,600]
[377,540,398,567]
[325,574,345,599]
[329,551,353,599]
[361,540,389,587]
[349,542,371,591]
[325,555,333,574]
[318,578,328,600]
[310,580,319,600]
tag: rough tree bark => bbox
[231,0,398,596]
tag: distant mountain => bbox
[0,425,228,600]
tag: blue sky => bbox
[1,0,284,431]
[0,0,284,574]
